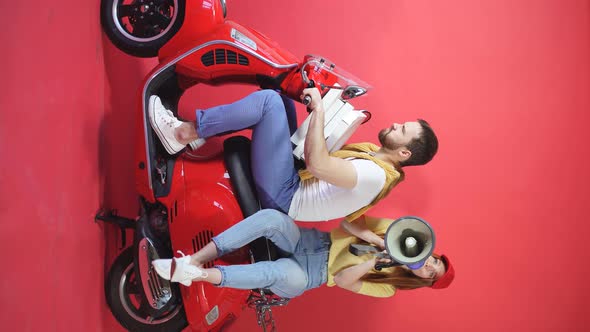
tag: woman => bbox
[153,209,454,298]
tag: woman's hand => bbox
[301,87,323,111]
[340,217,385,249]
[376,251,392,264]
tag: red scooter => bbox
[98,1,370,331]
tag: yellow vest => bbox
[298,143,404,221]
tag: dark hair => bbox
[400,119,438,167]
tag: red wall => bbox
[1,0,589,331]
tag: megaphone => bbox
[348,216,435,270]
[384,216,435,269]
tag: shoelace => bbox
[176,250,208,278]
[160,113,177,128]
[156,104,178,128]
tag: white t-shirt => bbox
[288,159,386,222]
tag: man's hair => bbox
[400,119,438,167]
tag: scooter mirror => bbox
[341,85,367,100]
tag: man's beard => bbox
[378,127,391,146]
[378,127,396,150]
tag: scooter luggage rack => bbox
[247,289,289,332]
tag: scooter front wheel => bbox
[100,0,184,57]
[105,247,188,332]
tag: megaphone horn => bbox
[384,216,436,270]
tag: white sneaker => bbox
[152,251,208,287]
[148,95,187,155]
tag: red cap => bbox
[431,255,455,289]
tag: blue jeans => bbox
[211,209,331,298]
[195,90,300,213]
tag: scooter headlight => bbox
[220,0,227,18]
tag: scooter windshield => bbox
[301,55,372,100]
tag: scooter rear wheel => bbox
[100,0,184,57]
[105,247,188,332]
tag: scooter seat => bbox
[223,136,279,263]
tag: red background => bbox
[1,0,589,331]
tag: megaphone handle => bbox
[349,244,379,256]
[374,261,402,271]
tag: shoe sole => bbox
[148,96,181,155]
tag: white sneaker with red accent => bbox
[152,251,208,287]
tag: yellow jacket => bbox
[298,143,404,221]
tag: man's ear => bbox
[398,148,412,161]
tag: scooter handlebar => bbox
[301,79,316,110]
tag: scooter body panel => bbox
[162,155,251,330]
[159,0,226,60]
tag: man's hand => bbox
[301,87,323,111]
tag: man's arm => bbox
[302,88,357,189]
